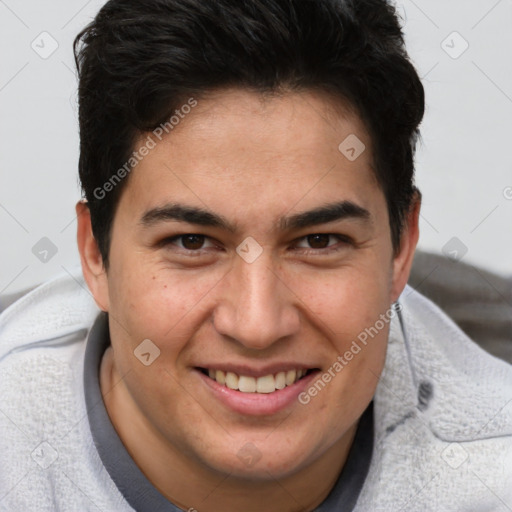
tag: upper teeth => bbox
[207,369,306,393]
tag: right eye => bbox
[162,234,217,252]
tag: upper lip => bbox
[195,363,319,378]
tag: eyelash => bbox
[161,233,353,256]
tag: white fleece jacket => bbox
[0,267,511,511]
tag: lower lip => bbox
[195,369,320,416]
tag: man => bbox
[1,0,511,510]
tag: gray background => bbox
[1,0,511,297]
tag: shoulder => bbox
[0,268,122,509]
[0,265,100,358]
[399,284,512,442]
[361,286,512,511]
[0,266,100,440]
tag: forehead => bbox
[161,88,372,165]
[120,88,382,224]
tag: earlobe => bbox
[390,191,421,303]
[76,200,110,312]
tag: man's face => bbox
[84,89,415,480]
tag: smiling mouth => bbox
[197,368,318,394]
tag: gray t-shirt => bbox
[84,313,373,511]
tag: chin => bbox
[199,438,313,481]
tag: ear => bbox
[76,200,110,312]
[390,190,421,303]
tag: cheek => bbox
[288,260,392,339]
[106,257,229,371]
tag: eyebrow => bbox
[139,201,371,232]
[280,201,371,231]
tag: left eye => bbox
[295,234,346,250]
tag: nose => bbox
[212,250,301,350]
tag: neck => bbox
[100,347,357,512]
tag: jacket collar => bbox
[374,285,512,444]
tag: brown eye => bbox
[181,234,206,250]
[161,234,217,253]
[295,233,352,253]
[306,234,331,249]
